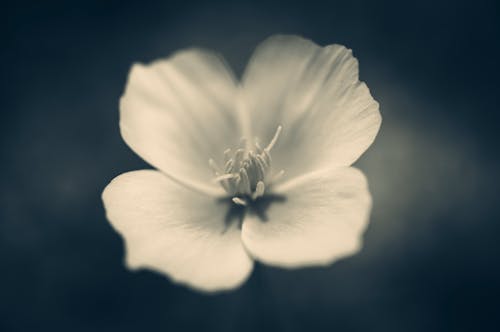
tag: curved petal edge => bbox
[241,167,372,268]
[102,170,254,292]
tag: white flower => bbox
[102,35,381,292]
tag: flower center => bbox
[209,126,284,206]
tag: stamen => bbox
[210,125,285,200]
[214,171,230,192]
[256,155,268,170]
[265,125,283,152]
[223,148,232,163]
[233,149,245,168]
[244,152,254,185]
[213,173,237,183]
[252,153,265,181]
[224,159,234,173]
[262,149,271,166]
[232,197,247,206]
[239,168,251,194]
[252,181,265,199]
[233,176,241,193]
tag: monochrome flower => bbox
[102,35,381,292]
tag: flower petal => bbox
[102,170,253,292]
[241,35,381,179]
[120,49,241,194]
[241,167,371,268]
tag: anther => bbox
[232,197,247,206]
[252,181,265,200]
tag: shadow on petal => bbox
[217,194,287,232]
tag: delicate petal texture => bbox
[120,49,241,194]
[241,167,371,268]
[242,35,381,179]
[102,170,253,292]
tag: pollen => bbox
[209,126,284,204]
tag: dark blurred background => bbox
[2,0,499,331]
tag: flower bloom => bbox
[102,35,381,292]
